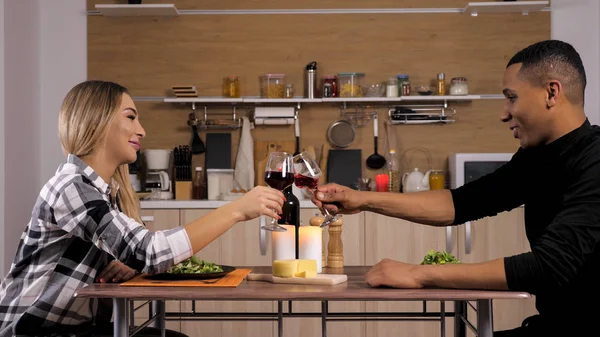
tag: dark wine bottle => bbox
[278,185,300,259]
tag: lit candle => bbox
[271,225,296,261]
[299,226,322,273]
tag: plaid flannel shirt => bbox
[0,154,192,336]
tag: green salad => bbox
[167,256,223,274]
[420,250,460,265]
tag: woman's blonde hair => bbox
[58,80,142,223]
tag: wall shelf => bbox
[94,4,179,17]
[88,4,549,16]
[162,95,503,105]
[164,97,242,104]
[463,1,549,16]
[243,97,321,103]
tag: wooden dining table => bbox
[74,266,531,337]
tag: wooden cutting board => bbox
[246,273,347,286]
[256,142,277,187]
[120,268,251,287]
[255,140,296,186]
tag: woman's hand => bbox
[231,186,286,221]
[96,260,137,283]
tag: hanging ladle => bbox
[366,113,386,170]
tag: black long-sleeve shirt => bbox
[450,119,600,331]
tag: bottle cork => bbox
[327,216,344,269]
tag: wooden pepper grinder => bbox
[309,214,327,268]
[327,216,344,269]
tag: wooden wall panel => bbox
[87,2,549,182]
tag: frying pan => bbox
[327,119,355,148]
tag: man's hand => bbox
[365,259,424,288]
[96,260,137,283]
[311,183,363,215]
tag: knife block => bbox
[327,216,344,269]
[175,181,192,200]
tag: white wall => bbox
[39,0,87,182]
[551,0,600,125]
[0,0,86,276]
[3,0,41,275]
[0,0,5,276]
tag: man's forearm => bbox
[415,258,509,290]
[360,190,456,226]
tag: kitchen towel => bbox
[234,116,254,191]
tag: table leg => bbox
[277,301,283,337]
[321,301,328,337]
[477,300,494,337]
[454,300,466,337]
[440,301,446,337]
[113,298,129,337]
[152,300,166,337]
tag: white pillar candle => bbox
[299,226,322,273]
[271,225,296,261]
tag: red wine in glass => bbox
[294,174,318,190]
[262,152,294,232]
[292,151,341,227]
[265,171,295,190]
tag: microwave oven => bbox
[448,152,515,189]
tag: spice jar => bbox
[437,73,446,96]
[402,82,411,96]
[285,84,295,98]
[397,74,409,96]
[428,170,445,190]
[323,76,338,97]
[386,77,398,98]
[223,76,240,98]
[450,77,469,96]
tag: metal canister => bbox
[305,61,317,99]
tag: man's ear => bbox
[546,81,561,109]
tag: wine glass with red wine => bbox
[263,152,295,232]
[293,151,340,227]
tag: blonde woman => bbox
[0,80,285,337]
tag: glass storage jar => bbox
[450,77,469,96]
[223,76,240,98]
[337,72,365,97]
[261,74,286,98]
[386,77,398,97]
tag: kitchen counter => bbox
[140,200,319,209]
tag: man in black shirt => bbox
[313,40,599,336]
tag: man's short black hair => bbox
[507,39,586,106]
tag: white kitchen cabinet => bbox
[364,213,456,337]
[179,210,274,337]
[138,209,182,332]
[456,207,538,335]
[179,209,223,337]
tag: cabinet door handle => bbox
[465,221,472,254]
[259,216,267,256]
[141,216,154,223]
[446,226,453,253]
